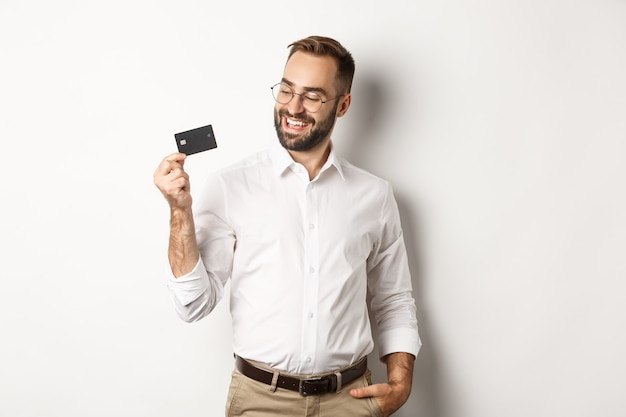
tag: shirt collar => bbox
[269,140,346,181]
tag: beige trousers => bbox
[225,368,383,417]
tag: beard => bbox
[273,103,338,152]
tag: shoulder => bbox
[195,149,273,207]
[336,156,392,192]
[216,149,272,176]
[201,149,274,188]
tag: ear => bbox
[336,93,352,118]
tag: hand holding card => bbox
[175,124,218,155]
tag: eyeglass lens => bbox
[271,83,324,113]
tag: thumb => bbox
[350,383,390,399]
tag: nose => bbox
[286,93,306,115]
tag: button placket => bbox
[300,182,319,373]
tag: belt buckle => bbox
[298,377,327,397]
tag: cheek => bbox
[274,107,284,122]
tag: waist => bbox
[230,348,374,375]
[235,355,368,396]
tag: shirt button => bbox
[310,267,316,274]
[309,223,315,230]
[308,312,314,318]
[305,357,312,363]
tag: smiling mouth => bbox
[285,116,311,130]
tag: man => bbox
[154,36,420,416]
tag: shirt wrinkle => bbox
[166,142,420,374]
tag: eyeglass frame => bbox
[270,82,344,113]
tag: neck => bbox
[288,139,332,180]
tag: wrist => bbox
[170,207,194,230]
[384,352,415,391]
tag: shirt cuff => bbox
[377,328,422,360]
[166,258,210,306]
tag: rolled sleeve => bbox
[166,257,225,322]
[377,326,422,359]
[166,257,211,306]
[368,183,421,360]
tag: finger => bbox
[155,153,187,177]
[155,166,184,188]
[349,383,392,399]
[165,176,189,193]
[164,152,187,163]
[155,167,190,195]
[161,152,187,171]
[167,167,189,181]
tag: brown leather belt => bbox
[235,355,367,396]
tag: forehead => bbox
[282,51,338,93]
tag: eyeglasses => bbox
[270,82,343,113]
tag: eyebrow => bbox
[281,78,328,96]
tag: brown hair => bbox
[287,36,355,94]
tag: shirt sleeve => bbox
[166,257,218,322]
[165,173,236,323]
[367,183,421,359]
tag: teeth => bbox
[287,118,308,127]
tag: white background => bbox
[1,1,625,416]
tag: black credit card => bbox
[174,124,218,155]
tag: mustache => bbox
[278,108,315,124]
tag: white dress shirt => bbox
[167,141,420,374]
